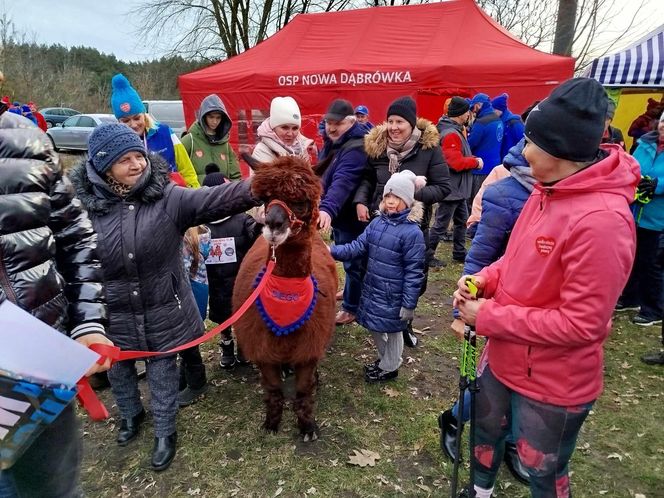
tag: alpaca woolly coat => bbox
[331,202,425,333]
[354,118,450,213]
[69,155,257,351]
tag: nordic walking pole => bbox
[450,277,479,498]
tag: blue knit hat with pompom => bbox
[110,74,145,119]
[88,123,146,174]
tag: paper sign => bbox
[0,301,100,387]
[205,237,237,264]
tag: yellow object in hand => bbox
[465,276,478,299]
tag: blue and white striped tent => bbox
[585,25,663,87]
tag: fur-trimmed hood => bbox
[69,153,171,215]
[364,118,440,159]
[376,200,424,224]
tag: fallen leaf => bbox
[306,487,317,495]
[383,387,400,398]
[635,494,646,498]
[416,483,431,492]
[186,489,200,496]
[607,453,623,461]
[273,487,283,497]
[329,459,339,466]
[347,449,381,467]
[192,472,200,478]
[599,491,608,495]
[278,480,285,486]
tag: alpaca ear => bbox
[312,152,335,178]
[241,152,266,172]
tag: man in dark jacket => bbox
[601,100,625,150]
[0,111,111,497]
[318,99,369,325]
[429,97,482,267]
[492,93,525,161]
[468,93,504,207]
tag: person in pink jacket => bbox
[454,78,639,498]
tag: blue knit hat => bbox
[110,74,145,119]
[491,93,508,112]
[469,93,490,108]
[88,123,146,174]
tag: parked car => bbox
[46,114,117,151]
[40,107,81,128]
[143,100,186,136]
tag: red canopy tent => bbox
[179,0,573,169]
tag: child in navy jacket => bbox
[331,170,425,382]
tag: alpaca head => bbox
[245,155,327,247]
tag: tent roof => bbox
[586,24,664,88]
[181,0,572,94]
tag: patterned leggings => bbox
[473,367,593,498]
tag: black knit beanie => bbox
[387,96,417,129]
[448,96,470,118]
[525,78,608,162]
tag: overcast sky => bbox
[11,0,664,62]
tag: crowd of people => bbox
[1,69,663,498]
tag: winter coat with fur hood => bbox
[69,154,258,352]
[181,95,240,184]
[354,118,451,214]
[0,112,107,338]
[331,202,425,333]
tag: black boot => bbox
[219,339,236,369]
[504,441,530,485]
[438,409,463,461]
[117,409,145,446]
[403,321,418,348]
[151,432,177,471]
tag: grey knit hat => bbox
[87,123,146,174]
[383,170,417,207]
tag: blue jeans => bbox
[333,227,366,315]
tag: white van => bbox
[142,100,186,137]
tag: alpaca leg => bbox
[259,363,284,433]
[293,361,319,442]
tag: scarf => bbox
[256,118,309,161]
[510,165,537,193]
[105,174,133,198]
[253,268,318,336]
[386,126,421,174]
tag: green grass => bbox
[80,241,664,497]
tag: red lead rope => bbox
[76,259,276,420]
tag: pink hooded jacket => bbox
[476,145,640,406]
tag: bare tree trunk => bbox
[553,0,577,56]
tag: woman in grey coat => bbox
[70,123,259,471]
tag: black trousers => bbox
[620,227,663,320]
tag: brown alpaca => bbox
[232,155,337,441]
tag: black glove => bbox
[637,176,657,198]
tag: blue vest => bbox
[146,123,176,172]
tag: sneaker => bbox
[631,314,662,327]
[178,384,209,407]
[363,359,380,373]
[640,350,664,365]
[236,346,250,365]
[428,257,447,269]
[614,301,640,312]
[364,367,398,383]
[335,290,343,301]
[335,310,356,325]
[442,232,454,242]
[219,339,236,369]
[457,485,491,498]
